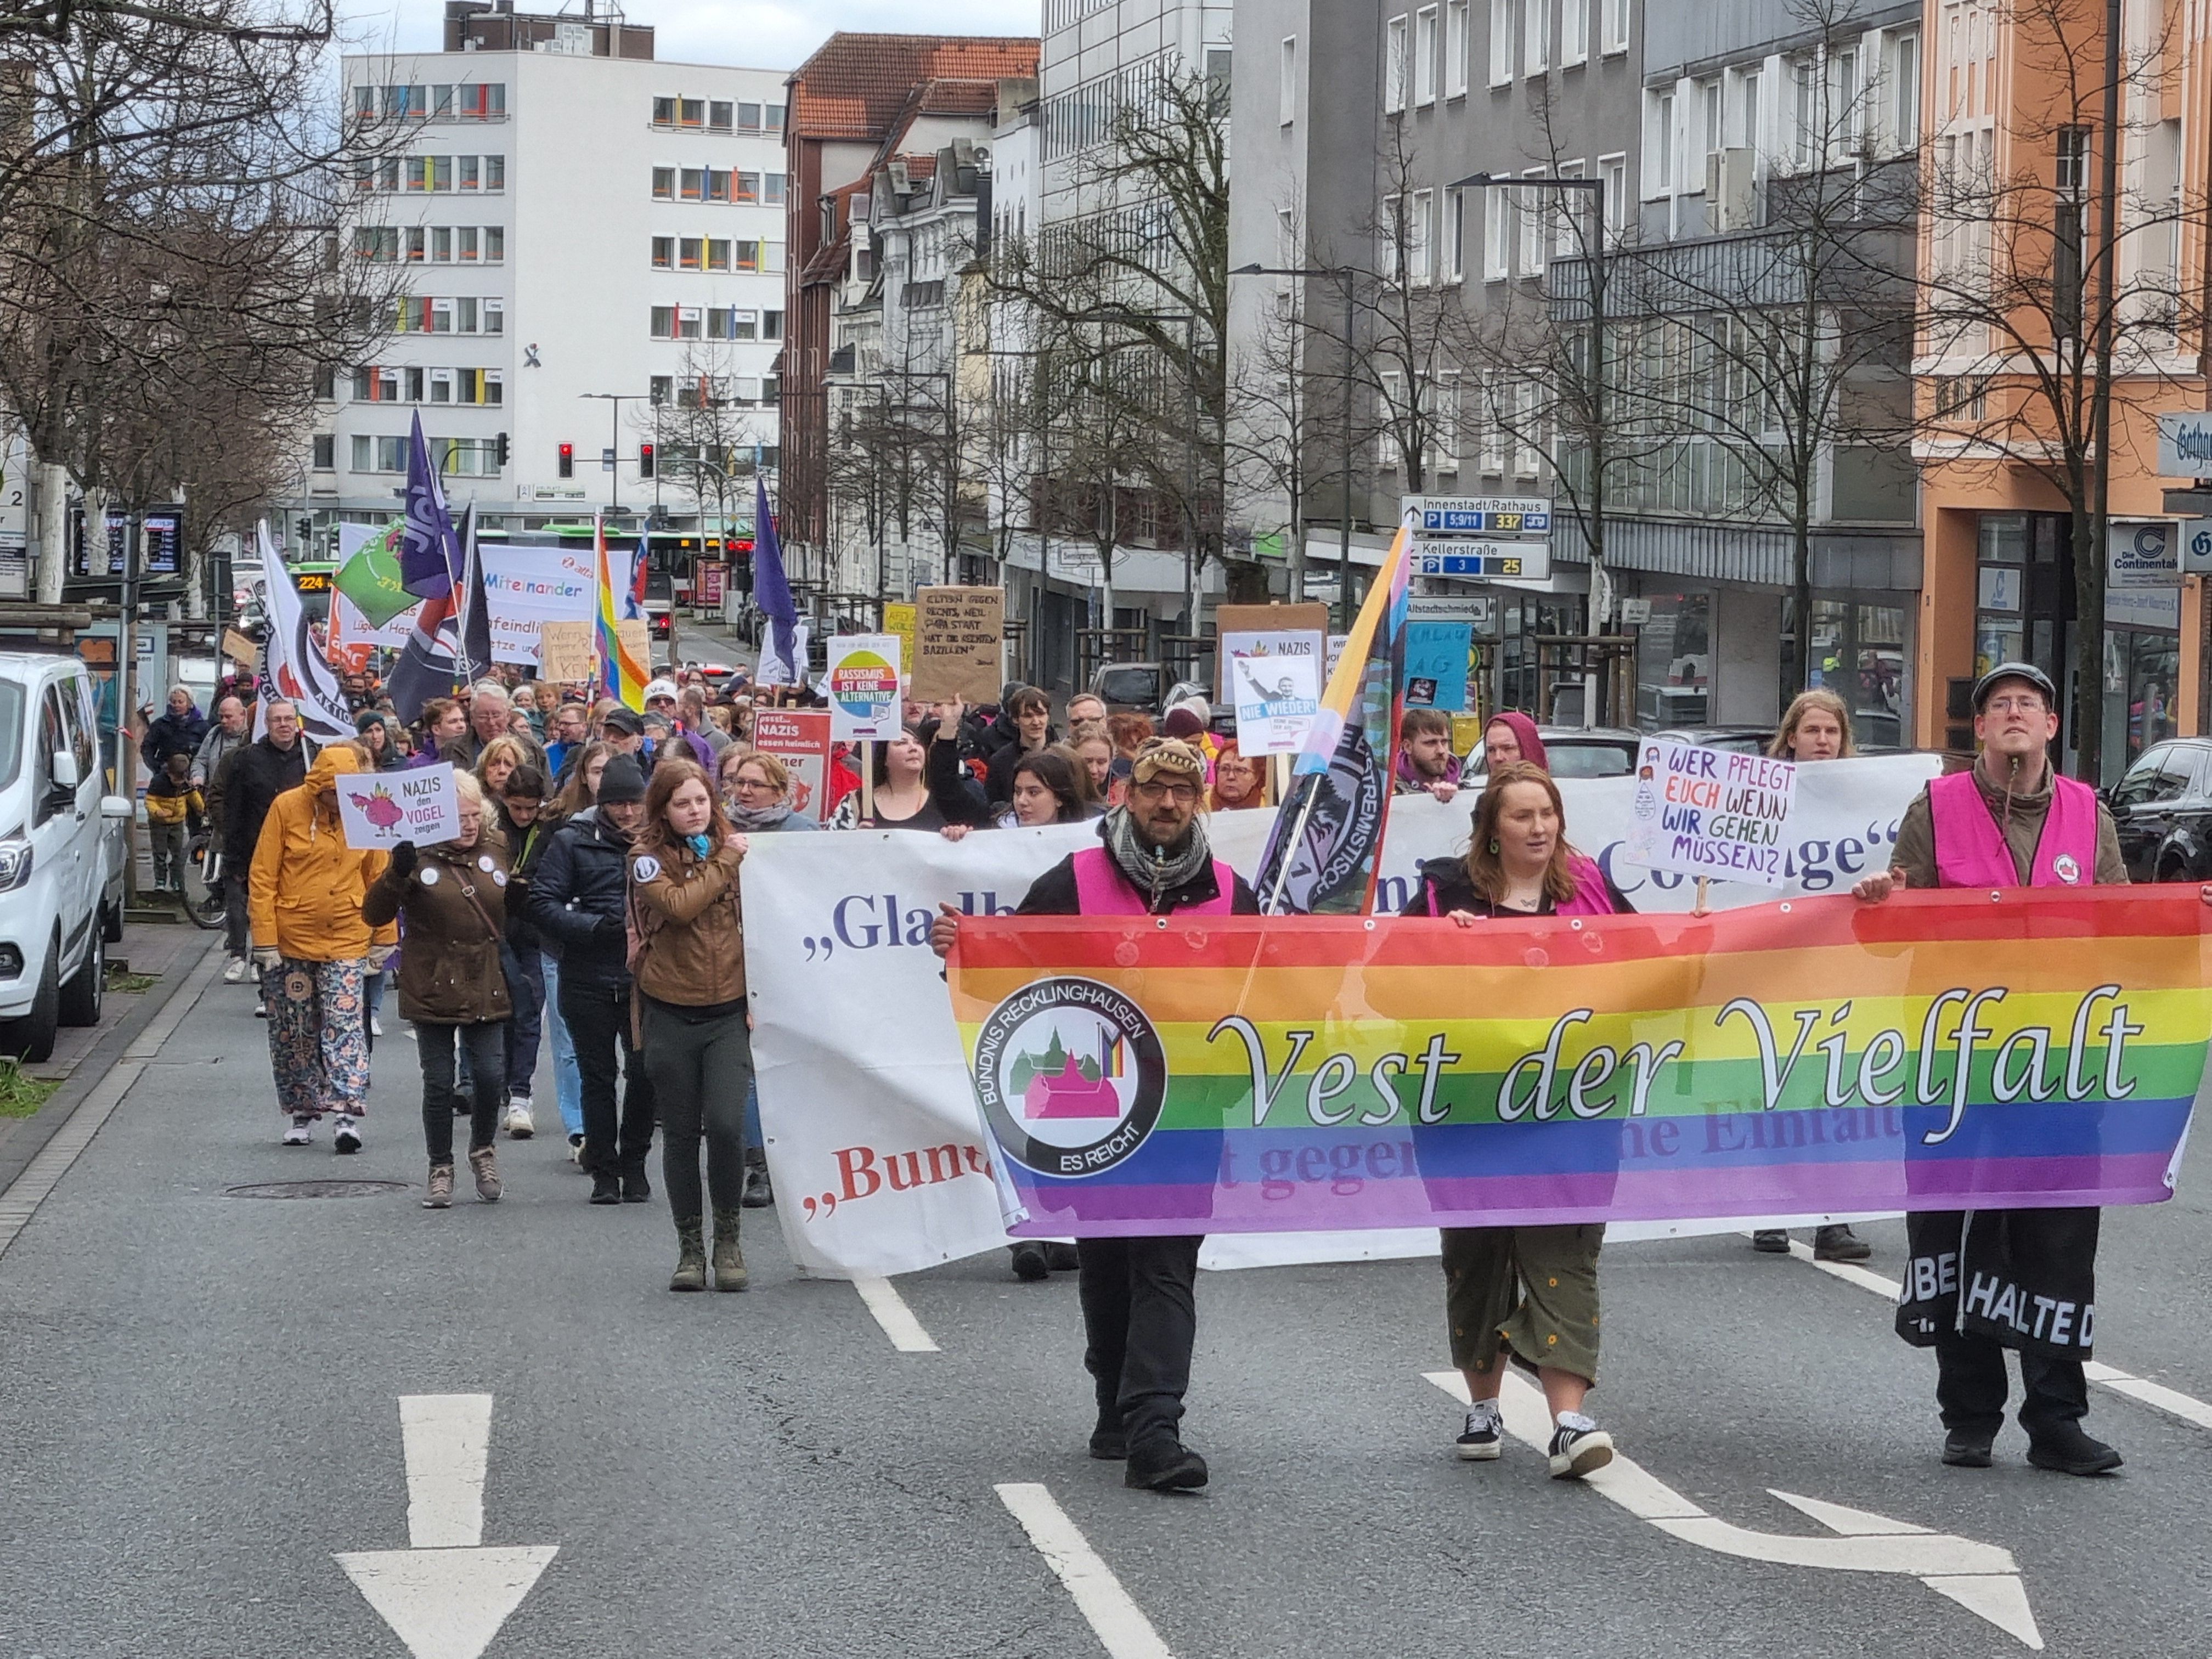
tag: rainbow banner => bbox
[950,888,2210,1237]
[594,514,650,710]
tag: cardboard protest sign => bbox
[1623,738,1798,887]
[911,586,1003,702]
[336,762,462,850]
[221,628,258,671]
[753,708,834,823]
[827,634,903,741]
[536,620,596,683]
[883,602,917,676]
[1403,621,1474,710]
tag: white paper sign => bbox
[1623,737,1799,888]
[336,762,463,849]
[329,540,601,664]
[1223,629,1323,754]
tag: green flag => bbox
[335,522,414,627]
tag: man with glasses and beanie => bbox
[1853,662,2128,1475]
[932,736,1260,1493]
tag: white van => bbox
[0,653,132,1060]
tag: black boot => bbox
[1124,1437,1207,1492]
[740,1152,774,1209]
[2027,1420,2123,1475]
[620,1164,652,1203]
[589,1171,622,1206]
[1089,1410,1127,1461]
[1942,1429,1995,1468]
[1045,1242,1081,1272]
[1751,1229,1790,1252]
[1009,1242,1049,1282]
[1814,1224,1871,1262]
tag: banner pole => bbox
[862,741,874,824]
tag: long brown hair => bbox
[554,740,611,817]
[636,757,732,861]
[1464,761,1579,906]
[1770,689,1857,759]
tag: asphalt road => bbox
[2,957,2210,1659]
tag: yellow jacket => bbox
[249,746,398,961]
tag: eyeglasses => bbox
[731,777,777,793]
[1133,781,1199,804]
[1983,696,2048,715]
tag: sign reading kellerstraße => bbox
[2158,410,2212,479]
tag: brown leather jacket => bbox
[627,838,746,1007]
[363,838,515,1025]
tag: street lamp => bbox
[579,391,652,514]
[1231,262,1358,630]
[1449,171,1611,724]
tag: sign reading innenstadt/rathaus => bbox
[1405,494,1552,536]
[1403,495,1554,582]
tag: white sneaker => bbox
[504,1096,535,1139]
[332,1115,363,1154]
[282,1115,314,1146]
[568,1134,584,1166]
[223,957,249,985]
[370,1014,384,1037]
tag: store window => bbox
[1807,599,1909,748]
[2106,629,2179,771]
[1634,592,1712,727]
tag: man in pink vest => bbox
[1853,662,2125,1475]
[934,737,1258,1493]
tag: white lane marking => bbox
[1765,1235,2212,1435]
[402,1395,494,1549]
[995,1482,1176,1659]
[337,1393,558,1659]
[0,948,224,1261]
[852,1275,940,1353]
[1424,1372,2041,1648]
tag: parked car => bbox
[1089,663,1211,716]
[0,653,132,1061]
[2106,738,2212,883]
[1462,727,1645,781]
[1650,725,1777,756]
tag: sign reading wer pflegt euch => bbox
[951,888,2207,1237]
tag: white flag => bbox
[253,523,355,744]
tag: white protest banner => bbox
[744,752,1941,1279]
[1623,737,1799,888]
[826,634,904,741]
[482,545,597,665]
[1222,631,1323,755]
[336,762,462,850]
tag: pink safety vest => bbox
[1927,768,2099,888]
[1071,846,1237,916]
[1421,853,1618,916]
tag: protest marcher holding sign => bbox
[834,711,988,832]
[931,737,1259,1494]
[1853,662,2158,1478]
[336,761,463,850]
[1398,763,1624,1480]
[250,746,397,1153]
[1747,690,1872,1263]
[1624,737,1799,889]
[362,771,514,1209]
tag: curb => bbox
[0,932,224,1196]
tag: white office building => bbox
[313,4,788,539]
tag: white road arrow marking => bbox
[335,1395,558,1659]
[1425,1372,2042,1650]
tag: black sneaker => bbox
[1124,1438,1207,1492]
[1455,1404,1503,1462]
[2027,1421,2123,1476]
[589,1173,622,1206]
[620,1168,652,1204]
[1089,1414,1127,1461]
[1751,1229,1790,1252]
[740,1162,774,1209]
[1814,1224,1872,1262]
[1942,1430,1995,1468]
[1045,1242,1081,1272]
[1547,1418,1615,1480]
[1008,1243,1049,1282]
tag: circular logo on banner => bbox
[2053,853,2082,885]
[972,978,1167,1177]
[828,648,900,727]
[633,855,662,883]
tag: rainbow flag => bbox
[594,514,650,709]
[951,887,2209,1237]
[1252,518,1415,915]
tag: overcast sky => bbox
[346,0,1041,72]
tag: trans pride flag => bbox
[951,887,2208,1237]
[594,514,650,710]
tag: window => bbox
[483,298,503,334]
[1409,189,1434,283]
[1378,371,1404,461]
[1205,47,1232,110]
[679,237,703,270]
[430,297,453,334]
[652,306,676,338]
[1279,35,1298,125]
[1887,31,1919,151]
[710,100,733,131]
[2055,124,2090,195]
[1600,154,1626,244]
[431,226,452,262]
[1554,162,1584,256]
[485,155,504,190]
[652,167,675,199]
[764,173,786,205]
[484,227,504,262]
[1479,374,1506,472]
[1434,370,1462,464]
[737,100,761,129]
[459,155,479,190]
[766,104,784,132]
[1415,7,1438,105]
[1792,58,1818,167]
[455,297,478,334]
[405,366,425,402]
[653,96,676,127]
[1516,173,1545,273]
[1739,68,1762,155]
[707,168,731,202]
[1444,190,1465,279]
[405,226,426,262]
[1560,0,1585,64]
[352,435,409,473]
[1600,0,1628,54]
[352,226,399,262]
[1827,46,1860,155]
[1488,0,1513,84]
[458,83,504,119]
[1699,80,1721,185]
[458,226,478,262]
[1523,0,1547,75]
[706,239,730,271]
[1380,195,1403,281]
[679,97,705,128]
[728,308,758,340]
[652,236,674,268]
[1483,189,1510,278]
[1446,0,1470,92]
[650,376,673,404]
[681,168,704,201]
[353,365,399,402]
[312,435,335,471]
[432,83,454,117]
[736,171,760,202]
[677,306,701,339]
[1385,14,1410,113]
[763,309,782,340]
[1649,91,1675,195]
[429,367,453,404]
[1513,380,1541,475]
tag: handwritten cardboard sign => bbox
[537,620,595,683]
[221,628,259,670]
[911,585,1003,703]
[882,601,916,677]
[336,761,462,850]
[1623,738,1798,888]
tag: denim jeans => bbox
[504,946,546,1099]
[541,952,582,1137]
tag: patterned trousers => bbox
[266,956,370,1119]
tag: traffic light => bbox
[495,431,511,466]
[557,442,573,478]
[639,442,655,479]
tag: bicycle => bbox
[182,832,228,930]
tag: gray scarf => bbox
[727,802,800,832]
[1103,806,1213,907]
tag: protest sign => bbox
[482,545,597,665]
[1403,620,1474,710]
[752,708,833,823]
[1624,737,1798,888]
[826,634,904,741]
[883,602,917,676]
[221,628,258,671]
[536,620,596,683]
[1223,638,1322,754]
[742,752,1943,1278]
[335,762,461,850]
[911,586,1003,702]
[951,889,2206,1238]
